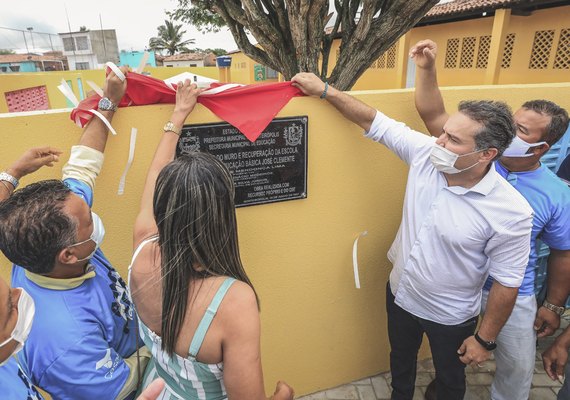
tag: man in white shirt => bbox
[291,73,533,400]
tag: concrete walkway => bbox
[297,318,568,400]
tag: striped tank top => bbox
[129,236,235,400]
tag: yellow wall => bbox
[1,83,570,397]
[497,7,570,84]
[0,67,219,114]
[411,17,495,86]
[0,71,83,113]
[228,51,279,84]
[225,5,570,89]
[412,6,570,87]
[229,51,253,83]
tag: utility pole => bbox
[27,27,35,53]
[22,31,29,54]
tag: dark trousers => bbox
[386,282,477,400]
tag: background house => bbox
[58,29,119,70]
[0,53,65,73]
[119,50,157,68]
[162,52,216,68]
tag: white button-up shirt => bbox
[365,111,533,325]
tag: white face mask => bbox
[0,288,35,366]
[502,135,546,158]
[430,144,485,174]
[69,211,105,262]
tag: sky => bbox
[0,0,238,53]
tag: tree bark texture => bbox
[202,0,439,90]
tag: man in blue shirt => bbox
[558,153,570,183]
[411,39,570,400]
[0,147,62,399]
[0,68,151,400]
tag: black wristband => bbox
[474,332,497,351]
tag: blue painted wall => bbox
[0,61,38,73]
[119,51,156,68]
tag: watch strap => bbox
[0,171,19,189]
[163,121,181,136]
[543,299,565,316]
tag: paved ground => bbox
[297,317,569,400]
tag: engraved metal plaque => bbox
[176,116,308,207]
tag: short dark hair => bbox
[0,180,77,274]
[521,100,569,146]
[458,100,516,160]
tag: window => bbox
[553,28,570,69]
[529,30,555,69]
[75,62,90,70]
[9,65,20,72]
[0,66,6,72]
[476,35,491,69]
[63,37,75,52]
[5,86,49,112]
[459,37,476,68]
[445,38,460,68]
[501,33,516,69]
[386,43,397,69]
[75,36,89,51]
[266,66,278,79]
[377,53,386,69]
[190,63,197,67]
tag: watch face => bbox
[98,98,115,111]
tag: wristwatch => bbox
[98,97,118,112]
[0,171,19,189]
[542,299,565,316]
[163,121,181,136]
[474,332,497,351]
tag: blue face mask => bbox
[68,212,105,262]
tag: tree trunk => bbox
[193,0,438,90]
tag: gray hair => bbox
[458,100,516,160]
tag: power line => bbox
[0,26,59,37]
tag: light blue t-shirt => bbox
[0,357,44,400]
[484,162,570,295]
[11,178,139,400]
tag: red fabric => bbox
[70,73,176,127]
[70,73,304,142]
[198,82,304,141]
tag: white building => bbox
[162,53,216,68]
[58,29,119,70]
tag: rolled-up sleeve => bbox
[62,145,104,191]
[364,111,435,165]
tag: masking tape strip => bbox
[105,62,126,82]
[135,52,150,74]
[118,128,138,195]
[57,79,79,107]
[199,83,245,96]
[86,80,104,97]
[352,231,368,289]
[88,109,118,136]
